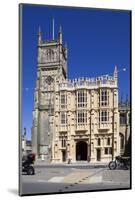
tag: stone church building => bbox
[119,99,130,156]
[32,26,121,163]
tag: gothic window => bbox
[41,48,57,62]
[46,49,49,60]
[107,138,110,145]
[46,49,51,61]
[62,139,66,147]
[100,90,109,106]
[104,148,108,155]
[54,51,57,60]
[52,50,54,60]
[109,147,112,154]
[120,133,124,149]
[120,113,126,125]
[40,49,46,63]
[104,147,112,155]
[60,93,67,109]
[77,110,87,124]
[61,112,67,126]
[100,110,109,122]
[77,90,87,107]
[97,138,101,146]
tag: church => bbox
[32,26,120,163]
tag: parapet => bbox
[59,74,117,91]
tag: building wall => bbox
[32,28,120,163]
[119,102,130,155]
[32,27,67,161]
[52,74,119,163]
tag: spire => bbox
[38,26,41,34]
[113,65,118,78]
[59,24,62,33]
[113,65,118,85]
[38,26,42,45]
[59,24,62,44]
[64,42,68,59]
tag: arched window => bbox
[120,113,126,125]
[100,90,109,106]
[77,90,87,108]
[107,138,110,145]
[52,50,54,60]
[120,133,124,149]
[61,112,67,126]
[54,51,57,60]
[60,93,67,109]
[62,139,66,147]
[97,138,101,146]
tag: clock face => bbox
[41,76,54,90]
[45,76,54,85]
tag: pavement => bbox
[20,163,131,195]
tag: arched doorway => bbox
[76,141,87,161]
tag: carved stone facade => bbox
[32,27,67,162]
[32,27,120,163]
[119,100,130,156]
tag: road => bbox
[20,164,131,195]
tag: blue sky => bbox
[21,4,131,140]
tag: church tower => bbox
[32,25,68,161]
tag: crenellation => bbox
[58,75,116,91]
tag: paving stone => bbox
[63,172,92,183]
[48,177,64,183]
